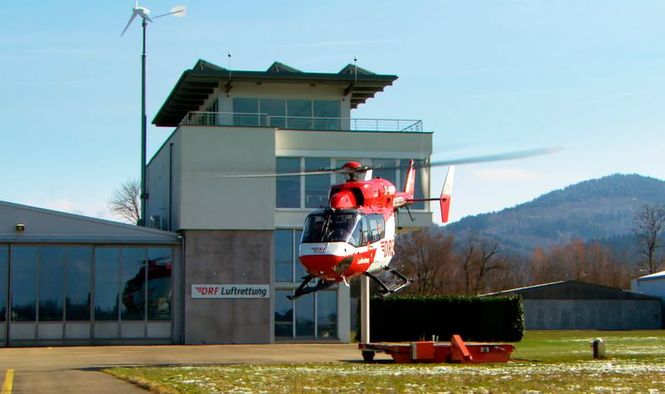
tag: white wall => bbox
[177,126,276,230]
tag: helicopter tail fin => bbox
[403,159,416,199]
[440,166,455,223]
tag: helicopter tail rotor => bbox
[440,166,455,223]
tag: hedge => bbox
[362,295,524,342]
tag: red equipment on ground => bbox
[358,335,514,364]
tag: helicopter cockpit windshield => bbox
[301,209,363,246]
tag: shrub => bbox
[362,295,524,342]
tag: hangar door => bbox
[0,244,174,346]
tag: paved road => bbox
[0,343,390,393]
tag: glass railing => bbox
[180,112,424,132]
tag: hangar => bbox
[1,60,434,346]
[0,201,181,346]
[488,280,662,330]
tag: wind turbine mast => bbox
[121,1,186,226]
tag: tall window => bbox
[95,248,120,321]
[276,158,301,208]
[305,157,331,208]
[39,247,65,321]
[147,248,173,321]
[274,229,304,282]
[11,247,37,321]
[66,247,92,321]
[121,248,146,321]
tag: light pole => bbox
[140,18,148,226]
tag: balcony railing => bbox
[179,112,424,132]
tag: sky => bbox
[1,1,665,224]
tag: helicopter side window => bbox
[349,216,366,247]
[367,214,385,244]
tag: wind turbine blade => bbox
[153,5,187,19]
[121,11,138,36]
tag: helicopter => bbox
[224,148,557,299]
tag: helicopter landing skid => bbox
[364,269,411,296]
[288,275,336,300]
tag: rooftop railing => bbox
[180,112,424,132]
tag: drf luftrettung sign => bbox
[191,284,270,299]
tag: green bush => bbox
[362,295,524,342]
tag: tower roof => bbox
[153,59,398,127]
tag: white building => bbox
[146,60,434,344]
[632,270,665,300]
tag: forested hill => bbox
[444,174,665,255]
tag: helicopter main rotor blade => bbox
[426,147,560,168]
[209,147,559,178]
[214,169,339,178]
[374,147,561,171]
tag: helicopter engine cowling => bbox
[330,190,357,209]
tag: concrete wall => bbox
[178,126,276,230]
[183,230,272,344]
[523,299,662,330]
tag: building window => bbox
[274,290,293,337]
[305,157,331,208]
[121,248,146,321]
[313,100,341,130]
[10,246,37,321]
[276,158,302,208]
[233,98,260,126]
[273,291,337,340]
[147,248,173,321]
[94,248,120,321]
[66,247,92,321]
[262,99,286,128]
[295,295,315,337]
[38,247,66,321]
[274,229,305,282]
[317,291,338,338]
[274,230,294,282]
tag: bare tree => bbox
[458,235,503,295]
[109,179,141,224]
[634,204,665,274]
[395,229,456,295]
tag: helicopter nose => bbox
[299,254,349,281]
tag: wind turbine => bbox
[121,1,186,226]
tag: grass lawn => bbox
[106,330,665,393]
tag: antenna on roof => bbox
[227,52,232,80]
[353,56,358,83]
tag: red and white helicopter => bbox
[227,148,556,299]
